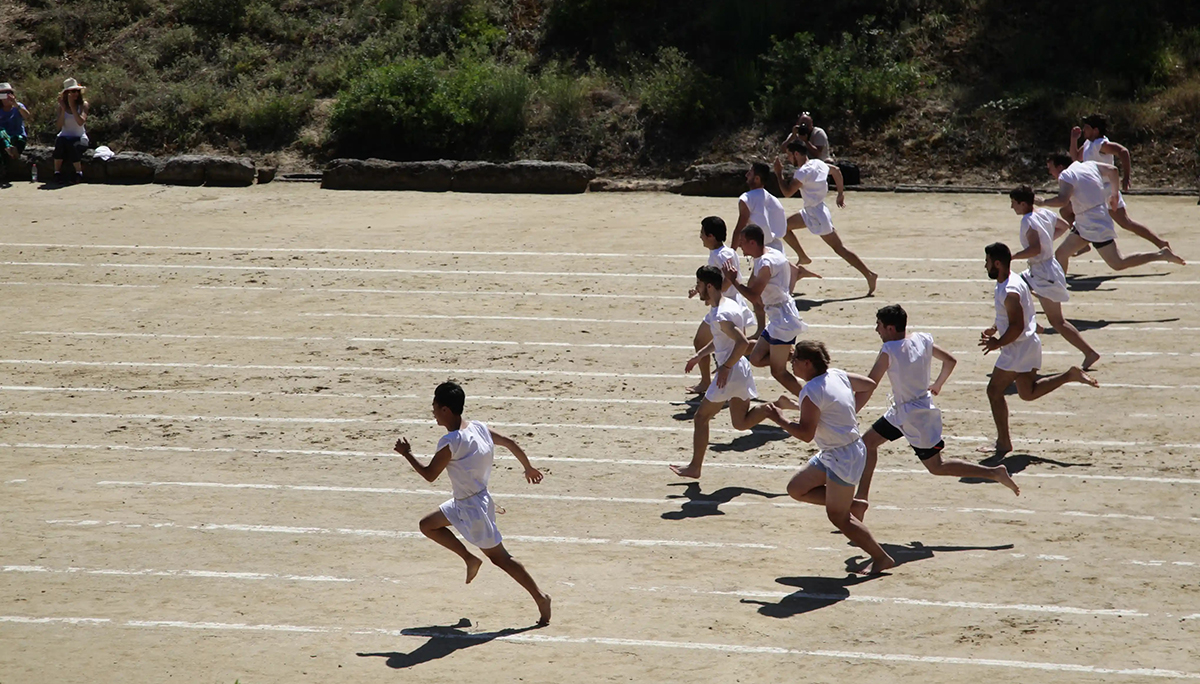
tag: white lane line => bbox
[7,443,1200,485]
[93,480,1195,528]
[16,330,1200,358]
[6,260,1195,286]
[6,479,26,484]
[41,518,775,550]
[6,614,1198,678]
[9,410,1200,451]
[5,280,1195,307]
[2,564,354,583]
[3,358,1196,389]
[629,585,1147,617]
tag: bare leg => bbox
[728,396,778,431]
[787,462,869,521]
[750,300,766,339]
[983,368,1018,457]
[480,543,551,626]
[826,480,894,574]
[672,398,725,478]
[1111,206,1168,249]
[1038,296,1100,369]
[785,215,812,264]
[922,453,1019,495]
[1055,231,1088,274]
[1013,366,1099,402]
[687,321,713,394]
[821,231,877,295]
[1097,241,1185,270]
[746,336,772,368]
[768,341,803,396]
[855,428,888,508]
[419,510,483,583]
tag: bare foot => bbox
[670,464,702,479]
[684,382,710,395]
[993,466,1020,496]
[796,264,822,280]
[773,394,800,411]
[1073,244,1092,257]
[1161,247,1187,265]
[850,498,869,521]
[465,555,483,584]
[866,272,878,296]
[535,593,552,626]
[1069,366,1100,388]
[796,253,812,265]
[855,553,896,575]
[1082,351,1101,371]
[976,442,1013,457]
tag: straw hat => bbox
[60,78,85,94]
[0,83,13,93]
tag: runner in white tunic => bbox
[687,216,756,394]
[775,141,878,295]
[393,381,552,625]
[722,225,807,399]
[1041,153,1184,274]
[979,243,1099,458]
[763,340,895,575]
[1069,113,1170,250]
[673,265,784,479]
[1009,185,1100,369]
[854,304,1020,511]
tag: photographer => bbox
[53,78,89,184]
[0,82,31,163]
[782,112,831,162]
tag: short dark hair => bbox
[696,265,723,291]
[1047,152,1073,169]
[793,340,830,375]
[750,162,770,183]
[985,242,1012,266]
[1082,113,1107,135]
[1008,185,1035,205]
[742,224,765,246]
[700,215,727,243]
[433,380,465,415]
[786,140,808,155]
[876,304,907,332]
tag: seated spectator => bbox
[54,78,89,184]
[0,83,31,162]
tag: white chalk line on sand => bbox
[16,330,1200,358]
[3,280,1194,308]
[92,479,1200,530]
[40,518,773,550]
[3,260,1196,286]
[3,615,1195,679]
[0,560,1149,619]
[7,442,1200,485]
[3,358,1196,390]
[7,409,1200,450]
[1,564,355,583]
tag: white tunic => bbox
[792,159,830,208]
[753,248,807,341]
[880,333,943,449]
[993,273,1042,373]
[702,296,758,403]
[436,420,502,549]
[1019,208,1069,303]
[801,368,867,485]
[1058,161,1110,215]
[738,188,787,251]
[708,245,743,302]
[1080,136,1126,210]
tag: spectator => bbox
[54,78,89,184]
[783,112,832,161]
[0,82,31,163]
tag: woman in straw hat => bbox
[53,78,89,184]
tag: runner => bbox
[393,381,552,626]
[776,141,878,295]
[687,216,755,393]
[978,243,1099,458]
[854,304,1020,510]
[672,265,784,479]
[1009,185,1101,369]
[763,340,895,574]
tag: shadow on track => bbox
[357,618,542,669]
[662,481,786,520]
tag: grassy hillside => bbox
[3,0,1198,186]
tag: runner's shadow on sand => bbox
[357,618,541,669]
[974,452,1092,475]
[1056,316,1179,332]
[662,482,786,519]
[710,426,789,452]
[1065,272,1166,292]
[743,541,1014,618]
[792,294,872,312]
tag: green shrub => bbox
[177,0,246,34]
[635,47,719,130]
[329,55,532,159]
[216,90,312,149]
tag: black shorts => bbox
[53,136,87,163]
[1069,227,1114,249]
[870,416,945,461]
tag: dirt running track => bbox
[1,184,1198,683]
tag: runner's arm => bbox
[686,341,716,372]
[866,351,889,385]
[929,343,957,395]
[1096,162,1122,208]
[394,439,452,482]
[726,261,768,304]
[1068,126,1082,162]
[1100,140,1132,190]
[719,320,750,367]
[1010,228,1041,261]
[775,157,801,197]
[827,164,845,208]
[846,372,878,412]
[1035,181,1073,209]
[981,294,1025,352]
[1052,217,1071,240]
[771,396,820,442]
[491,429,544,484]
